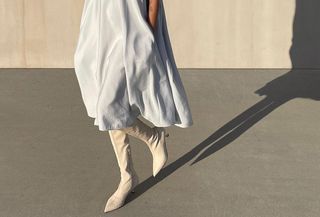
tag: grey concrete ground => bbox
[1,68,320,217]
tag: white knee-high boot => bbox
[121,118,169,177]
[104,129,139,213]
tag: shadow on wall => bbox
[290,0,320,68]
[125,0,320,204]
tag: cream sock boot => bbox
[121,118,169,177]
[104,129,139,213]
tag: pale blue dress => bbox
[74,0,193,130]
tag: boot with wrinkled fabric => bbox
[104,129,139,213]
[121,118,169,177]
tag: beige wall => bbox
[0,0,306,68]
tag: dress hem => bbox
[87,110,193,131]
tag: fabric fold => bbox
[74,0,193,130]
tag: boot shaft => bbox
[120,118,158,145]
[108,130,137,182]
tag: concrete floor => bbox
[1,69,320,217]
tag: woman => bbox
[74,0,193,213]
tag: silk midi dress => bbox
[74,0,193,130]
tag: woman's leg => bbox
[104,129,139,213]
[120,118,169,177]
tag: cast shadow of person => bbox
[125,0,320,205]
[190,0,320,165]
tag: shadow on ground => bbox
[124,0,320,206]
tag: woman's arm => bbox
[147,0,159,31]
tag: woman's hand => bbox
[147,0,159,32]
